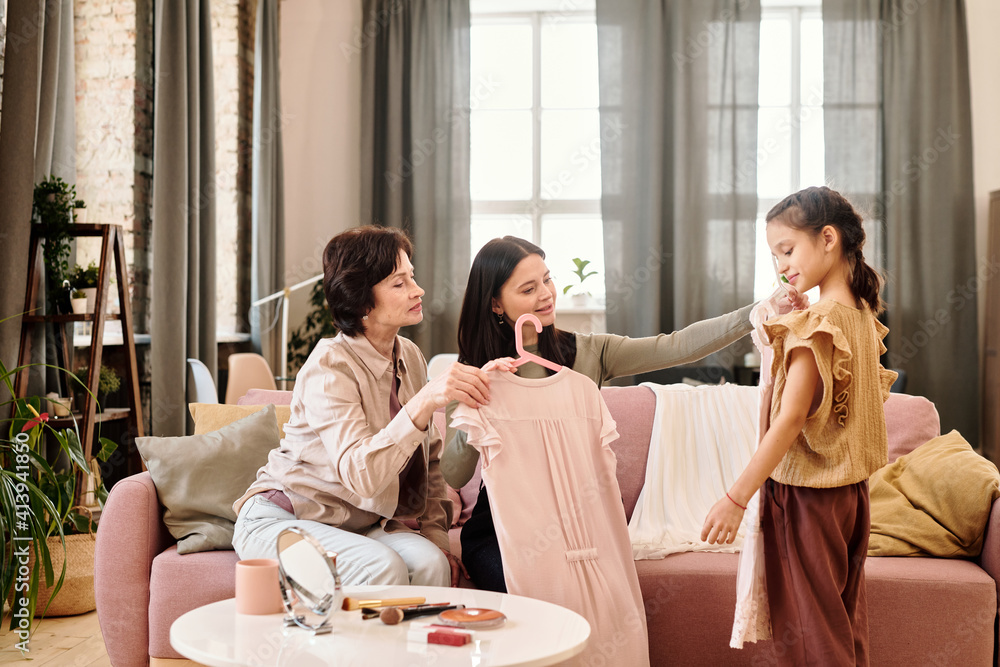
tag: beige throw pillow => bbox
[136,405,281,554]
[189,402,293,439]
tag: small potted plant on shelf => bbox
[70,261,101,313]
[73,199,87,224]
[1,335,117,646]
[32,176,78,313]
[69,289,88,315]
[73,364,121,413]
[562,257,598,306]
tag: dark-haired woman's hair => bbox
[457,236,577,369]
[766,186,885,314]
[322,225,414,337]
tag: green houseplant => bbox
[287,282,338,375]
[32,177,78,313]
[1,332,117,648]
[562,257,598,301]
[73,365,121,412]
[69,261,99,291]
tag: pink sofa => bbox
[95,387,1000,665]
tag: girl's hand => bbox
[701,495,745,545]
[483,357,516,373]
[775,284,809,313]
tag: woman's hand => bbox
[406,362,493,431]
[701,495,745,545]
[443,549,469,587]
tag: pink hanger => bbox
[511,313,562,372]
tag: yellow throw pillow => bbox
[189,403,293,439]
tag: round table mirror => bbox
[276,526,342,634]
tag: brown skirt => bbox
[761,478,871,666]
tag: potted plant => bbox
[32,176,77,313]
[73,199,87,224]
[69,290,88,315]
[1,343,117,647]
[73,365,121,413]
[562,257,598,306]
[288,282,338,376]
[70,261,101,313]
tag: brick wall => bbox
[73,0,153,330]
[213,0,256,334]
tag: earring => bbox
[362,315,368,320]
[495,311,504,325]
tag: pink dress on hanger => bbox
[452,367,649,667]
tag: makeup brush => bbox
[341,596,425,611]
[380,603,465,625]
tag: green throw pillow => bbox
[136,404,280,554]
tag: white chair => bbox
[426,353,459,381]
[186,358,219,404]
[225,353,278,404]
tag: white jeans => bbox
[232,494,450,587]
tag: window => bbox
[754,0,825,302]
[470,1,605,303]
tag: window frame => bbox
[470,8,602,250]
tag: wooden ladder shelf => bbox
[15,223,144,492]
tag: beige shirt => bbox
[234,333,452,552]
[442,304,755,488]
[764,300,897,488]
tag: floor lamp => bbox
[251,273,323,389]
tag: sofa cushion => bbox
[190,401,293,439]
[634,551,995,666]
[883,393,939,462]
[601,386,656,521]
[238,388,294,406]
[147,546,241,659]
[135,405,281,554]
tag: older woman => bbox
[233,226,491,587]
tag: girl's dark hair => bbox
[322,225,414,337]
[457,236,577,369]
[766,186,885,314]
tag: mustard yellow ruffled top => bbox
[763,300,898,488]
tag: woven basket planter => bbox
[34,533,96,617]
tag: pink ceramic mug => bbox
[235,558,284,615]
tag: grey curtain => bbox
[360,0,471,356]
[595,0,761,355]
[0,0,43,374]
[824,0,978,444]
[151,0,217,436]
[250,0,285,378]
[0,0,76,394]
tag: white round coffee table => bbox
[170,584,590,667]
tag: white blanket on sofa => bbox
[629,383,759,559]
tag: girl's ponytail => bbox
[851,247,885,315]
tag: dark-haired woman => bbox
[443,236,808,592]
[233,226,492,587]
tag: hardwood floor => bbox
[0,611,111,665]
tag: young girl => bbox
[702,186,897,666]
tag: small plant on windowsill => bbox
[562,257,598,306]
